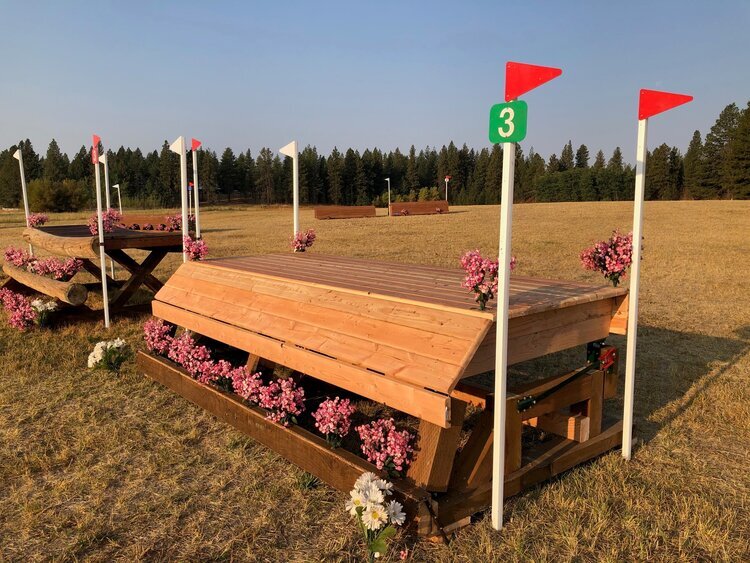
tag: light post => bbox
[113,184,122,215]
[444,175,451,201]
[385,177,391,216]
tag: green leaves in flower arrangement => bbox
[368,525,396,557]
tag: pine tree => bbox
[726,101,750,199]
[218,147,241,200]
[560,141,574,171]
[575,144,590,168]
[327,147,344,204]
[701,103,741,198]
[683,130,703,199]
[342,149,359,205]
[255,148,276,204]
[405,145,419,191]
[68,146,91,181]
[593,150,606,169]
[43,139,69,182]
[158,141,180,206]
[607,147,624,171]
[354,158,369,205]
[547,153,560,173]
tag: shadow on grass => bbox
[503,324,750,445]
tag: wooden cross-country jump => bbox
[138,252,628,537]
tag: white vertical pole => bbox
[386,178,391,216]
[13,149,33,255]
[179,139,188,262]
[192,149,201,239]
[188,186,193,219]
[491,142,515,530]
[114,185,122,215]
[445,177,449,201]
[102,154,111,210]
[623,118,648,460]
[94,153,111,329]
[292,142,299,235]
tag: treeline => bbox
[0,100,748,211]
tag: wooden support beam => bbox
[2,263,88,306]
[525,412,590,442]
[110,250,167,310]
[407,398,467,492]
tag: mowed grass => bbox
[0,201,748,562]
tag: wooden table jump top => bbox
[30,225,183,247]
[202,253,627,320]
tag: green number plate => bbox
[488,100,528,143]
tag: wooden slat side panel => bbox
[156,282,462,392]
[463,300,614,379]
[151,300,452,428]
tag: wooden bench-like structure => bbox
[1,225,184,313]
[390,200,449,216]
[313,205,377,220]
[138,253,628,536]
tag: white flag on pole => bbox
[279,141,297,157]
[170,137,185,155]
[13,149,21,161]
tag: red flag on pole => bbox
[638,89,693,120]
[191,138,202,151]
[505,61,562,101]
[92,135,101,164]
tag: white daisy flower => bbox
[385,500,406,526]
[347,489,368,516]
[364,483,385,506]
[373,478,393,494]
[361,503,387,531]
[354,472,378,492]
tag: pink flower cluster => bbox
[143,319,249,384]
[4,247,32,268]
[28,257,83,281]
[28,213,49,228]
[4,247,82,282]
[0,288,37,330]
[291,228,316,252]
[460,250,517,310]
[313,397,355,444]
[231,368,264,403]
[143,318,173,355]
[258,378,306,426]
[166,214,195,232]
[88,208,122,235]
[580,230,633,287]
[356,418,415,475]
[183,236,209,261]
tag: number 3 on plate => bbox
[488,100,528,144]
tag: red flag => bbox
[505,61,562,101]
[638,89,693,120]
[92,134,101,164]
[191,138,202,151]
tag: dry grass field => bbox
[0,201,748,562]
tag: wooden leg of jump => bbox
[407,398,467,492]
[106,249,166,294]
[505,400,523,474]
[80,259,119,286]
[569,370,603,438]
[449,408,494,491]
[110,250,168,310]
[246,353,261,372]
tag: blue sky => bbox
[1,1,748,163]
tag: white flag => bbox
[170,136,185,155]
[279,140,297,158]
[99,153,107,165]
[13,149,21,161]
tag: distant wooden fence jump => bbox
[139,253,630,538]
[314,205,376,220]
[389,200,449,216]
